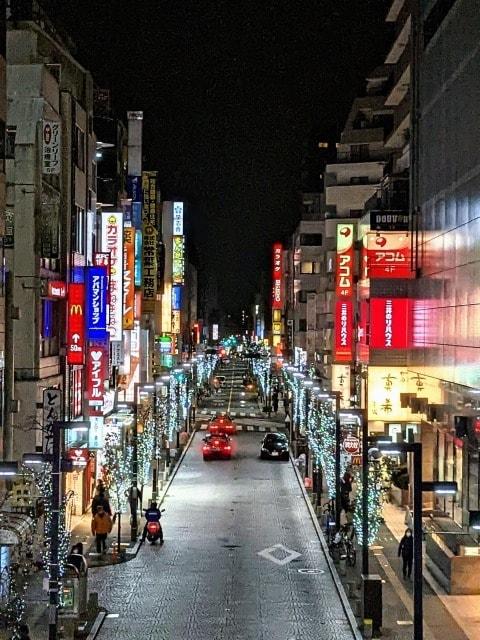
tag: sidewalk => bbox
[311,484,477,639]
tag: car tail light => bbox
[225,446,231,451]
[214,440,219,446]
[203,446,210,451]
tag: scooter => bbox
[145,508,165,545]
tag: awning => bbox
[0,512,35,546]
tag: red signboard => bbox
[334,300,353,362]
[67,284,85,365]
[336,224,354,298]
[272,243,283,310]
[47,280,66,299]
[370,298,411,349]
[343,435,360,455]
[66,448,90,467]
[364,233,414,279]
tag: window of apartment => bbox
[299,233,322,246]
[350,144,370,161]
[298,319,307,332]
[74,125,85,171]
[6,126,16,160]
[40,299,59,357]
[300,261,321,274]
[298,290,316,304]
[72,206,85,254]
[350,176,370,185]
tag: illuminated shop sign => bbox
[331,364,351,409]
[363,233,414,279]
[86,266,108,340]
[142,223,157,313]
[86,341,109,407]
[172,285,182,311]
[370,210,409,232]
[272,242,283,310]
[101,212,123,341]
[135,230,142,287]
[67,284,85,365]
[370,298,411,349]
[334,300,353,363]
[171,310,181,334]
[173,201,184,235]
[142,171,157,225]
[336,224,354,298]
[123,227,135,329]
[172,235,185,284]
[47,280,66,299]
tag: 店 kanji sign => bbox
[67,283,85,365]
[272,242,283,310]
[334,300,353,363]
[370,298,411,349]
[336,224,354,298]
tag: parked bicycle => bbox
[322,499,336,545]
[328,523,357,567]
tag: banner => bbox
[86,266,108,340]
[142,223,157,313]
[370,298,411,349]
[86,341,109,408]
[336,224,354,298]
[272,243,283,310]
[101,212,123,340]
[172,235,184,285]
[334,300,353,363]
[173,202,183,235]
[363,232,414,279]
[142,171,157,225]
[123,227,135,329]
[42,120,61,174]
[67,284,85,365]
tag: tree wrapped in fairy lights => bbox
[353,455,390,545]
[306,400,338,498]
[103,432,132,514]
[137,417,155,489]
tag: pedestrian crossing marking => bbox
[196,424,280,433]
[240,412,246,417]
[250,413,256,417]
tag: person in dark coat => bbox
[340,472,353,512]
[18,623,31,639]
[398,527,414,579]
[91,490,112,516]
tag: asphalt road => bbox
[92,360,356,639]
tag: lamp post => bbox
[152,375,170,500]
[377,442,457,640]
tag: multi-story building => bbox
[7,3,96,465]
[285,193,324,369]
[0,0,7,457]
[406,0,480,529]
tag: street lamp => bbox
[377,442,457,640]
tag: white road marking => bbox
[240,412,246,417]
[257,543,302,566]
[247,425,254,432]
[259,426,265,432]
[250,413,256,417]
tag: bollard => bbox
[339,554,347,576]
[363,618,373,639]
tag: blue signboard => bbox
[135,230,142,287]
[86,266,108,339]
[172,285,182,311]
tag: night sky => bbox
[52,0,390,314]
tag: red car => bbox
[208,414,237,435]
[202,434,232,460]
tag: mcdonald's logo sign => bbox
[67,283,85,365]
[70,304,83,316]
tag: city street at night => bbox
[91,361,356,640]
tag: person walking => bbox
[18,624,31,639]
[398,527,414,579]
[91,489,112,516]
[272,391,279,414]
[283,395,291,417]
[340,471,353,512]
[91,505,113,554]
